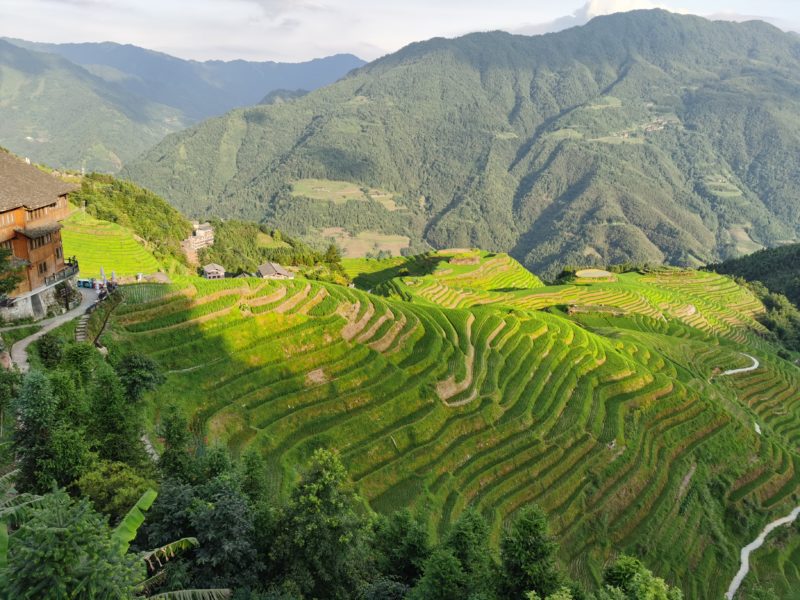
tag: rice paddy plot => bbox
[62,210,161,279]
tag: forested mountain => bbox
[0,39,185,172]
[0,39,363,172]
[4,38,365,121]
[712,243,800,306]
[124,10,800,278]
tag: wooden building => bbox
[0,152,78,319]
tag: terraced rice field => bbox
[62,210,162,278]
[104,256,800,597]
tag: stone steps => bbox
[75,314,90,342]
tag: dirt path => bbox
[725,506,800,599]
[720,353,759,376]
[10,288,97,372]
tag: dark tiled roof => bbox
[203,263,225,273]
[0,151,77,212]
[257,261,290,277]
[15,222,63,239]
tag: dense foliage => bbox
[199,219,348,283]
[125,10,800,277]
[70,174,192,265]
[710,244,800,306]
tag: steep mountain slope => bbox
[123,10,800,277]
[104,253,800,597]
[0,39,185,172]
[4,39,365,121]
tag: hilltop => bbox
[124,10,800,277]
[97,249,800,597]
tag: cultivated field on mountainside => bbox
[62,210,161,279]
[100,250,800,597]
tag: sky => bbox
[0,0,798,62]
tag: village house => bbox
[180,221,215,265]
[186,221,215,251]
[257,261,294,280]
[202,263,226,280]
[0,152,79,320]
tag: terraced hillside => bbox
[62,210,162,279]
[102,254,800,597]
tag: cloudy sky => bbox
[1,0,798,62]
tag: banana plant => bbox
[113,488,231,599]
[1,479,230,599]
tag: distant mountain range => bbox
[0,38,364,172]
[122,10,800,277]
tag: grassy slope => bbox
[62,210,162,279]
[102,250,800,597]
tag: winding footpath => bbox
[719,352,800,599]
[725,506,800,599]
[720,353,759,376]
[7,288,96,372]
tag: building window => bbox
[29,234,53,250]
[37,262,48,275]
[55,245,63,260]
[26,206,53,221]
[0,212,13,226]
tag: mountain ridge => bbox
[0,38,365,171]
[122,9,800,278]
[3,38,366,121]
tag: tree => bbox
[115,352,165,402]
[239,447,269,505]
[12,371,90,493]
[408,548,468,600]
[444,509,495,596]
[62,343,97,386]
[373,509,431,586]
[77,460,157,524]
[188,476,260,589]
[499,505,562,599]
[158,404,196,482]
[34,333,63,368]
[0,368,20,438]
[600,556,683,600]
[324,243,342,266]
[90,364,145,466]
[270,449,371,598]
[0,246,22,297]
[1,490,142,599]
[1,487,231,599]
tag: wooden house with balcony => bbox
[0,151,79,319]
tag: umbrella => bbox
[100,266,107,286]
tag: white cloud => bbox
[512,0,680,35]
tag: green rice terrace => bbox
[99,250,800,597]
[62,210,162,279]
